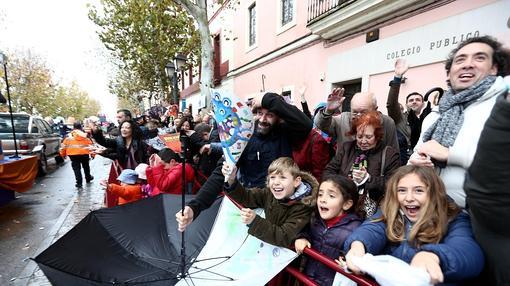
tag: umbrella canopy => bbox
[34,194,221,285]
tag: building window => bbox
[281,0,293,26]
[248,3,256,46]
[281,90,292,104]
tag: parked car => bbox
[0,113,64,175]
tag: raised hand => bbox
[325,88,345,115]
[298,85,307,102]
[149,153,163,167]
[221,161,238,186]
[394,58,409,78]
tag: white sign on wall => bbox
[327,0,510,84]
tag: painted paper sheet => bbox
[176,197,298,286]
[159,133,181,152]
[210,89,254,165]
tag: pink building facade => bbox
[181,0,510,114]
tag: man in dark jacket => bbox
[465,91,510,286]
[386,59,432,164]
[176,92,312,231]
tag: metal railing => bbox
[307,0,354,24]
[270,246,379,286]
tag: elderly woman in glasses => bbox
[322,111,400,217]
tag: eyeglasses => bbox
[351,110,366,117]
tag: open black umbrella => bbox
[34,194,222,285]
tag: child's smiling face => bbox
[317,181,352,220]
[397,173,429,222]
[268,170,301,200]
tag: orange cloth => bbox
[60,130,94,157]
[0,156,38,193]
[105,162,122,207]
[107,183,142,205]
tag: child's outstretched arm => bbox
[247,205,312,248]
[419,213,484,282]
[410,251,443,284]
[344,241,366,274]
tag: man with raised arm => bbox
[314,89,399,159]
[176,92,312,231]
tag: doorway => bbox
[332,79,361,112]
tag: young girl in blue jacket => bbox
[343,165,484,285]
[295,175,362,286]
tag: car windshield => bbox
[0,114,30,133]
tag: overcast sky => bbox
[0,0,117,120]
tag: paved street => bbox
[0,156,110,286]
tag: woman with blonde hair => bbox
[343,165,484,285]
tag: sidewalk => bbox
[13,158,110,286]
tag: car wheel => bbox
[55,155,65,164]
[38,152,48,176]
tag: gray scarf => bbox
[423,75,497,147]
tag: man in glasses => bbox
[314,89,399,158]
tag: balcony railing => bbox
[307,0,354,24]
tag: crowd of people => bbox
[57,35,510,286]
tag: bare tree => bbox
[174,0,214,109]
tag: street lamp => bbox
[165,53,187,106]
[0,51,20,158]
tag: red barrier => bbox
[281,247,379,286]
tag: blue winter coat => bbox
[300,213,362,286]
[344,211,484,284]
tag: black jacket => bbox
[465,94,510,234]
[92,131,149,169]
[188,93,312,218]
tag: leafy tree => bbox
[88,0,200,105]
[57,82,102,120]
[0,50,56,115]
[0,50,100,119]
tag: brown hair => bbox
[380,165,460,247]
[176,116,194,132]
[267,157,301,179]
[445,35,510,76]
[347,111,383,143]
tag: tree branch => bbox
[174,0,201,18]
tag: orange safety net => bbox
[0,156,39,193]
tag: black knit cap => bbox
[158,148,180,163]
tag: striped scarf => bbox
[422,76,497,147]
